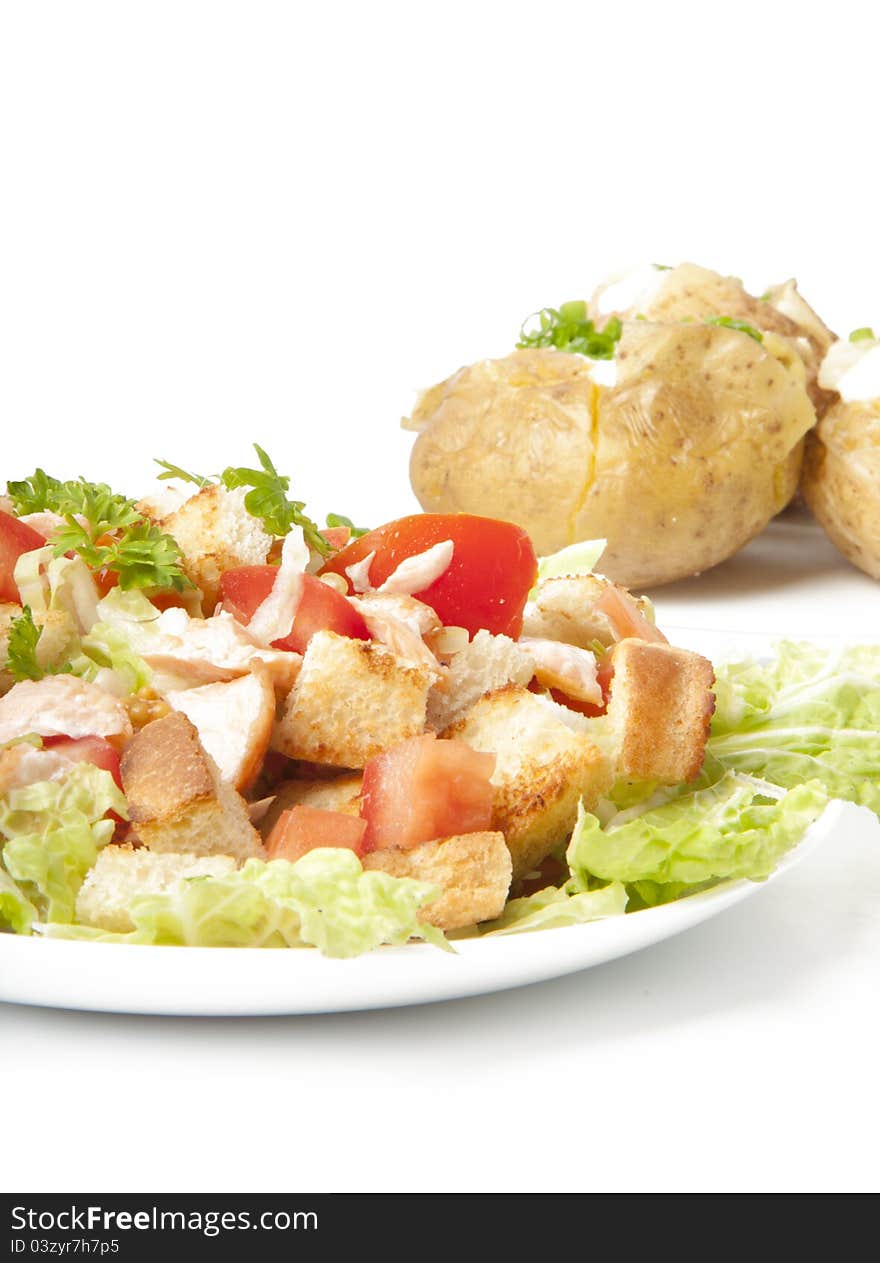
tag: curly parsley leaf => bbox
[154,460,215,488]
[221,445,331,555]
[517,303,622,360]
[5,472,191,593]
[326,513,369,540]
[705,316,764,343]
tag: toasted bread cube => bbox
[444,686,611,881]
[272,630,433,768]
[166,668,275,791]
[363,831,511,931]
[161,484,273,611]
[76,845,237,932]
[605,639,715,784]
[427,630,534,731]
[120,711,265,861]
[258,772,363,841]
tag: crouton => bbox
[76,845,238,932]
[427,630,534,731]
[604,638,715,784]
[120,711,265,861]
[272,630,433,768]
[522,575,655,650]
[0,674,132,746]
[444,686,611,880]
[0,605,77,696]
[161,484,273,611]
[363,831,511,931]
[166,668,275,791]
[258,773,363,841]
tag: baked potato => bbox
[406,321,816,587]
[590,262,836,415]
[801,332,880,579]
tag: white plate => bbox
[0,801,844,1016]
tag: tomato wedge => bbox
[219,566,369,654]
[42,735,124,790]
[360,733,496,852]
[265,805,368,863]
[0,510,46,604]
[320,514,538,639]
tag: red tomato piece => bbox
[265,805,368,863]
[319,513,538,640]
[43,735,123,790]
[360,733,496,853]
[0,510,46,604]
[218,566,369,654]
[322,526,351,552]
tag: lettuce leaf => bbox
[0,764,127,924]
[41,849,449,957]
[567,776,828,893]
[0,866,37,934]
[535,538,607,586]
[479,881,627,935]
[708,642,880,813]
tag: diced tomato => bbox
[265,805,368,863]
[43,735,123,790]
[319,514,538,640]
[595,586,667,644]
[550,651,615,718]
[322,526,351,552]
[0,510,46,604]
[218,566,369,654]
[360,733,496,852]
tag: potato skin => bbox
[801,398,880,580]
[408,348,597,558]
[408,323,816,587]
[591,262,835,416]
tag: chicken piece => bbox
[0,674,132,746]
[166,668,276,791]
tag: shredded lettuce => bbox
[480,881,627,935]
[567,777,828,897]
[0,764,127,925]
[41,849,449,956]
[0,866,37,935]
[709,642,880,814]
[535,539,607,587]
[13,547,100,635]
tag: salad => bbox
[0,449,878,956]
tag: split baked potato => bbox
[801,332,880,579]
[407,320,817,588]
[590,261,836,415]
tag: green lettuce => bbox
[42,849,450,957]
[480,881,627,935]
[567,777,828,894]
[0,866,37,934]
[710,642,880,813]
[0,764,127,924]
[535,538,607,587]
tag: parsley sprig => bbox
[3,606,71,683]
[5,470,190,592]
[326,512,369,540]
[517,302,622,360]
[155,446,333,556]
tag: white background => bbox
[2,1,880,1194]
